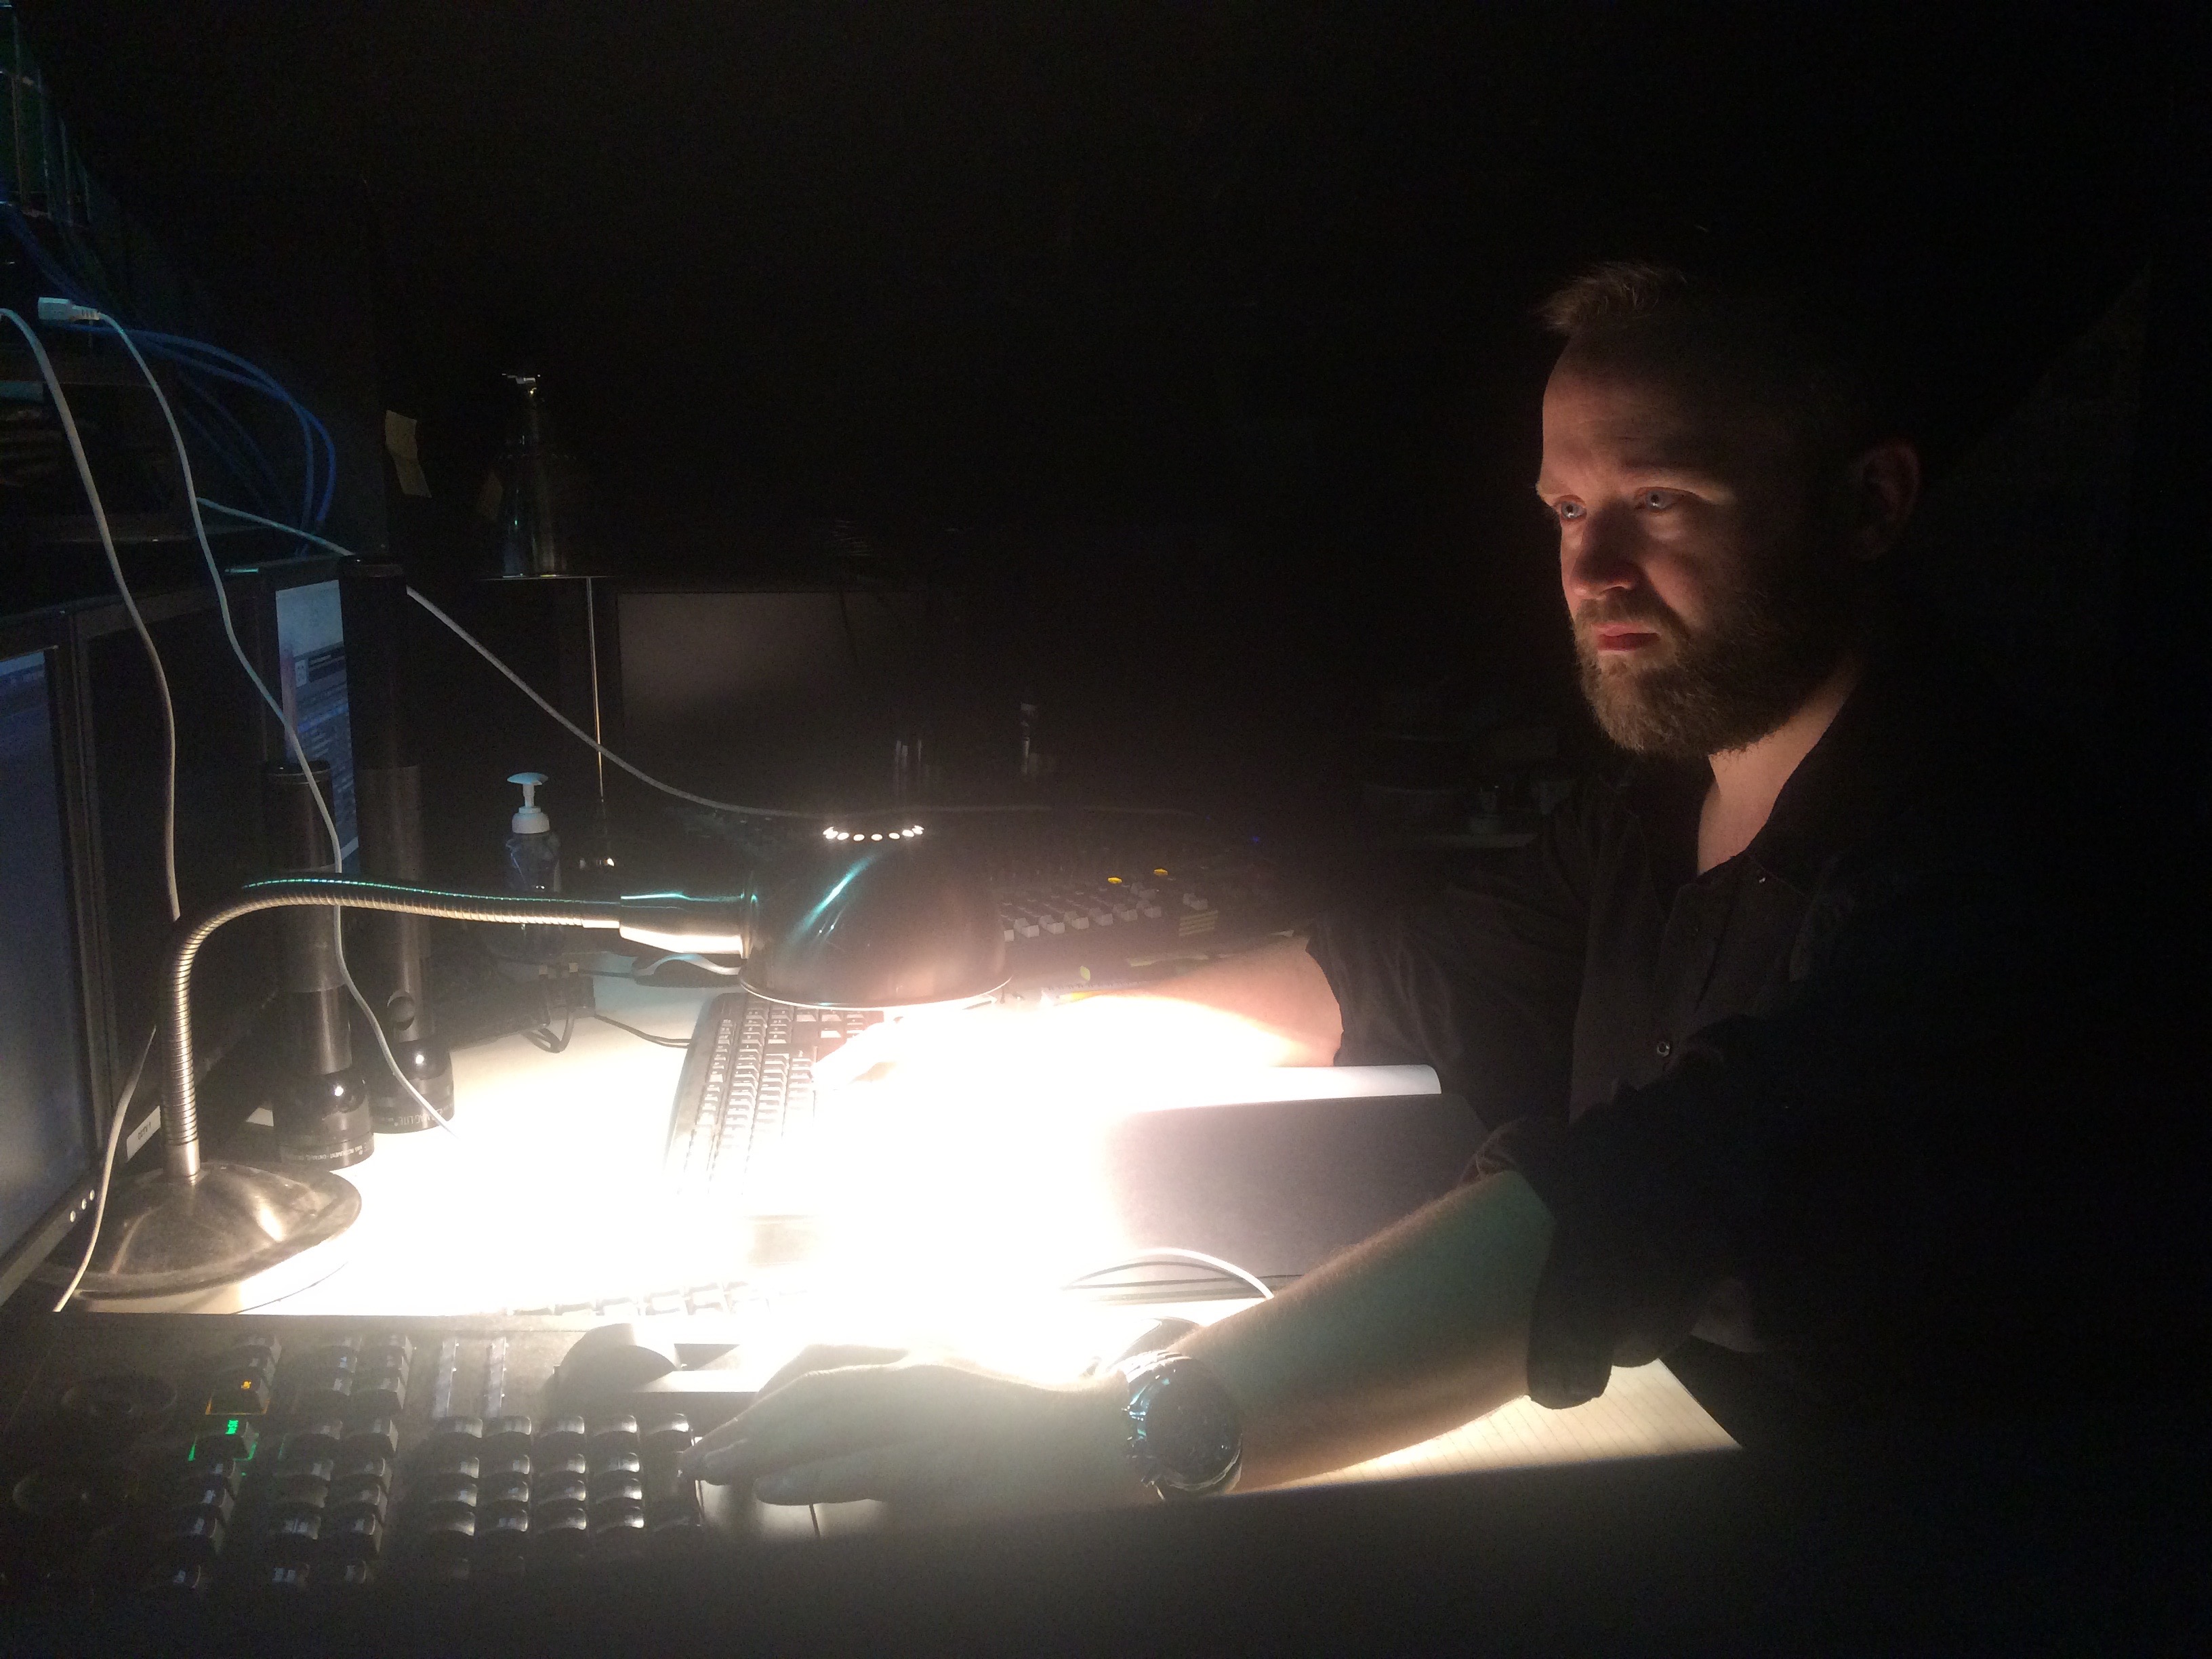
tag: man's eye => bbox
[1637,489,1677,511]
[1553,500,1585,523]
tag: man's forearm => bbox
[1088,934,1345,1067]
[1180,1171,1553,1487]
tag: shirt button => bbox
[1655,1038,1673,1059]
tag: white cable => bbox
[401,586,825,819]
[1073,1246,1274,1301]
[49,1027,153,1311]
[91,318,466,1149]
[1,308,180,920]
[5,302,184,1308]
[194,502,1204,825]
[193,499,825,818]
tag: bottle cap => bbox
[508,773,551,836]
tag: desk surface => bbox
[191,965,1734,1484]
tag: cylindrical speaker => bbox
[262,759,373,1170]
[341,560,455,1131]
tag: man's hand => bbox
[814,950,1340,1104]
[678,1346,1148,1517]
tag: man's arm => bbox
[1075,933,1345,1066]
[812,933,1347,1089]
[1183,1168,1553,1486]
[680,1170,1553,1505]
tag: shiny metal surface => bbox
[90,878,744,1300]
[73,1162,361,1300]
[161,879,632,1177]
[742,833,1006,1009]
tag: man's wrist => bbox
[1115,1351,1244,1500]
[1060,1374,1159,1505]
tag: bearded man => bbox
[684,263,2183,1510]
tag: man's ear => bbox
[1846,439,1921,562]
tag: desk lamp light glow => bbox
[76,879,758,1300]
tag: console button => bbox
[161,1503,228,1559]
[204,1367,274,1418]
[535,1416,588,1460]
[333,1452,392,1493]
[590,1450,641,1481]
[325,1507,385,1561]
[415,1475,479,1521]
[270,1473,330,1515]
[175,1471,237,1523]
[191,1418,258,1465]
[426,1416,483,1458]
[534,1470,588,1507]
[262,1508,323,1557]
[280,1422,344,1465]
[417,1509,476,1556]
[588,1415,640,1460]
[589,1474,644,1512]
[143,1556,215,1595]
[339,1419,397,1464]
[350,1368,407,1418]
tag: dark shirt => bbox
[1309,644,2200,1441]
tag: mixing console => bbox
[0,1313,777,1607]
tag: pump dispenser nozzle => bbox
[504,771,562,901]
[509,772,550,836]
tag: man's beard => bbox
[1573,546,1856,760]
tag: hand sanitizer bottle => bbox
[504,771,562,894]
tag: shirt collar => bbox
[1609,639,1979,895]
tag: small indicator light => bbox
[1153,867,1168,876]
[1107,876,1122,884]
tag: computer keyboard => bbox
[662,993,886,1212]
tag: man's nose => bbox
[1560,510,1642,605]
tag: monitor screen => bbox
[0,646,97,1273]
[274,577,358,865]
[75,586,272,1117]
[615,588,943,811]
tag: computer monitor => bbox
[64,557,359,1161]
[611,586,949,813]
[229,556,359,864]
[0,611,110,1306]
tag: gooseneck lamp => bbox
[77,879,756,1300]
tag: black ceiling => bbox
[18,0,2176,538]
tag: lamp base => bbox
[64,1162,361,1302]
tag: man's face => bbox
[1536,353,1855,758]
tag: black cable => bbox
[524,1010,577,1054]
[588,1012,691,1049]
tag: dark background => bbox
[6,0,2208,865]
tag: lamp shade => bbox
[741,825,1004,1009]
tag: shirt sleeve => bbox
[1304,787,1596,1132]
[1475,823,2096,1414]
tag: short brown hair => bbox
[1538,260,1887,464]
